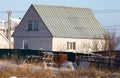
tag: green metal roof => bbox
[33,4,106,38]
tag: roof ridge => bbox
[32,4,90,10]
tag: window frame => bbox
[22,40,29,49]
[28,20,33,31]
[33,20,39,31]
[67,42,76,50]
[28,20,39,31]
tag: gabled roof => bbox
[33,4,106,38]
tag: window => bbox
[28,20,38,31]
[34,21,39,31]
[28,21,32,31]
[23,40,28,49]
[73,42,76,50]
[67,42,76,50]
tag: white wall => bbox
[52,37,105,53]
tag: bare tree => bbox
[103,31,120,52]
[91,39,100,52]
[91,31,120,53]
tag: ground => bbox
[0,60,120,78]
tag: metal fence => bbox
[0,49,42,59]
[0,49,76,61]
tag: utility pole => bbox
[7,10,12,48]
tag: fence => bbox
[0,49,120,70]
[0,49,43,59]
[0,49,77,64]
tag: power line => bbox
[104,25,120,27]
[0,11,25,14]
[93,9,120,14]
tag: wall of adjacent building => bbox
[0,31,10,48]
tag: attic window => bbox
[28,20,38,31]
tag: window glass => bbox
[23,40,28,49]
[73,42,76,50]
[67,42,76,50]
[70,42,73,49]
[28,21,32,31]
[34,21,39,31]
[67,42,70,50]
[28,20,39,31]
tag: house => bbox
[0,20,10,48]
[0,18,20,48]
[12,4,106,53]
[0,32,10,48]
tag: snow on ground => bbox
[0,60,58,78]
[0,60,57,71]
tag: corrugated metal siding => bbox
[33,4,106,38]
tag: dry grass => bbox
[0,68,55,78]
[0,60,55,78]
[0,60,120,78]
[71,67,112,78]
[58,67,120,78]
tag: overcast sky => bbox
[0,0,120,29]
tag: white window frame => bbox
[22,40,28,49]
[67,42,76,50]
